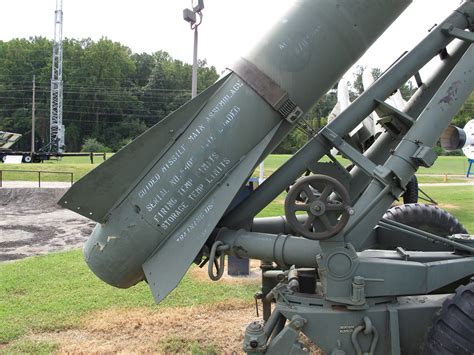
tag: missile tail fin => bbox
[59,75,230,223]
[143,125,280,304]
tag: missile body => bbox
[60,0,410,303]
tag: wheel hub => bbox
[310,200,326,216]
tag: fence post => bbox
[70,173,74,186]
[0,170,2,188]
[38,171,41,188]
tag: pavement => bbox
[0,181,73,188]
[0,188,93,262]
[419,182,474,187]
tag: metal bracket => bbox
[306,161,351,191]
[441,23,474,43]
[319,128,393,187]
[266,315,308,355]
[411,145,437,168]
[231,57,303,123]
[374,100,415,135]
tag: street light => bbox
[183,0,204,99]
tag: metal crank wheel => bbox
[284,174,352,240]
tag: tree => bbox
[81,137,111,152]
[0,38,220,152]
[143,52,218,126]
[453,92,474,128]
[350,65,415,101]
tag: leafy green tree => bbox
[351,65,415,101]
[81,137,111,152]
[453,92,473,128]
[143,52,218,126]
[0,38,219,152]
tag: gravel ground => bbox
[0,188,94,262]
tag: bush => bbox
[81,138,112,152]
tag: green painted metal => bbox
[60,0,474,354]
[60,0,409,296]
[223,1,474,227]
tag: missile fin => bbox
[142,124,280,304]
[59,75,231,222]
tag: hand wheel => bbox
[284,174,353,240]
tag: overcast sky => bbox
[0,0,465,79]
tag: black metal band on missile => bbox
[230,57,302,123]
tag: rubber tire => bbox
[422,282,474,355]
[22,155,32,163]
[402,175,418,204]
[383,203,468,236]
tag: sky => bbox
[0,0,466,79]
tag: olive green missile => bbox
[59,0,410,303]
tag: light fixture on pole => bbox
[183,0,204,99]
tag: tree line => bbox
[0,37,219,152]
[0,38,471,154]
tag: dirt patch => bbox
[438,203,460,210]
[0,188,94,262]
[190,259,261,285]
[28,301,257,354]
[0,188,66,213]
[25,301,320,354]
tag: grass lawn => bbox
[0,154,471,183]
[260,155,470,176]
[257,186,473,231]
[0,250,257,346]
[420,185,474,232]
[0,155,108,183]
[0,154,472,352]
[1,183,471,351]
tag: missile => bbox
[59,0,411,303]
[329,68,409,154]
[440,119,474,159]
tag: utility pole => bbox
[192,26,199,98]
[31,75,36,154]
[50,0,65,153]
[183,0,204,99]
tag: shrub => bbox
[81,137,112,152]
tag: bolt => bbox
[250,340,259,349]
[248,321,263,331]
[353,276,365,285]
[293,320,303,329]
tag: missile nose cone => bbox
[83,208,159,288]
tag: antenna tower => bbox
[50,0,64,153]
